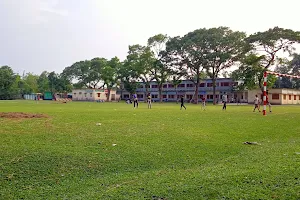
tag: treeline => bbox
[1,26,300,103]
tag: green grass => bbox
[0,100,299,200]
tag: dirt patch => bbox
[0,112,48,119]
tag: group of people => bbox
[253,91,272,113]
[129,92,272,112]
[131,93,152,109]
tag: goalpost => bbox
[263,71,300,116]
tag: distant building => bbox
[72,89,120,102]
[248,88,300,105]
[118,78,248,103]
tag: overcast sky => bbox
[1,0,300,75]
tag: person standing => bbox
[201,96,206,110]
[180,95,186,110]
[253,95,261,112]
[133,93,138,108]
[222,92,228,110]
[147,93,152,109]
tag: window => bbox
[139,85,144,88]
[168,95,175,99]
[294,95,297,100]
[207,83,213,87]
[79,92,82,95]
[123,94,129,99]
[221,82,229,87]
[97,93,101,97]
[215,95,219,99]
[168,84,174,88]
[84,93,87,97]
[186,95,193,99]
[163,84,168,88]
[289,95,292,100]
[186,84,194,87]
[283,94,286,100]
[178,84,185,88]
[90,93,92,97]
[137,94,143,99]
[163,95,167,98]
[151,85,158,88]
[209,95,213,99]
[151,95,158,98]
[272,94,279,100]
[199,83,205,87]
[73,93,76,97]
[177,95,182,99]
[145,85,150,88]
[199,95,204,98]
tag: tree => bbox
[171,75,182,103]
[148,34,171,102]
[231,54,277,90]
[90,57,106,88]
[62,60,100,88]
[273,58,293,88]
[101,57,121,101]
[246,27,300,90]
[204,27,246,104]
[37,71,50,93]
[165,31,206,104]
[119,59,141,95]
[0,66,18,99]
[290,54,300,89]
[126,45,155,101]
[48,72,59,93]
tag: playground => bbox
[0,100,299,199]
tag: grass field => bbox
[0,100,299,200]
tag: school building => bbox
[72,89,120,102]
[248,88,300,105]
[119,78,248,103]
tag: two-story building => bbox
[119,78,248,103]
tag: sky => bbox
[1,0,300,75]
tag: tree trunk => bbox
[193,77,200,104]
[145,85,149,103]
[175,86,178,104]
[106,88,111,102]
[159,84,163,103]
[212,77,216,105]
[120,88,123,101]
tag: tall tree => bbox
[0,66,18,99]
[165,31,206,104]
[231,54,277,90]
[204,27,246,104]
[273,58,293,88]
[37,71,50,93]
[119,59,141,95]
[90,57,106,88]
[148,34,171,102]
[246,27,300,90]
[290,53,300,89]
[127,45,155,101]
[101,57,121,101]
[62,60,99,88]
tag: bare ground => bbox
[0,112,48,119]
